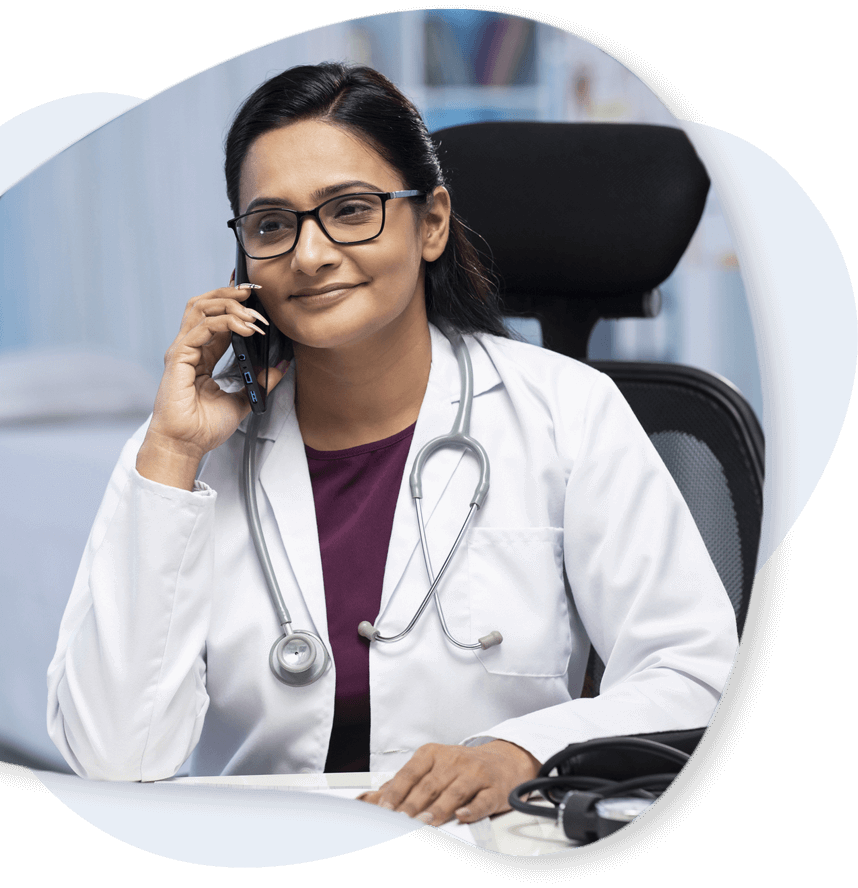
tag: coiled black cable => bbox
[508,731,702,842]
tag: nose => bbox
[289,215,342,276]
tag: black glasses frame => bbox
[227,190,426,260]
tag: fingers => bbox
[147,280,277,462]
[355,744,494,826]
[168,293,268,374]
[356,784,395,810]
[199,313,267,338]
[172,312,265,364]
[368,768,497,827]
[178,289,267,336]
[398,755,500,826]
[356,747,442,816]
[357,741,541,827]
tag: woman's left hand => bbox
[357,740,540,825]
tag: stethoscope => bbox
[242,327,503,687]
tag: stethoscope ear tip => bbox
[357,621,381,643]
[478,631,503,650]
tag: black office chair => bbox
[432,122,764,695]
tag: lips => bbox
[290,283,359,298]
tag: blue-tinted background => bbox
[0,10,761,414]
[0,10,761,772]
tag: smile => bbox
[291,283,360,297]
[289,283,361,305]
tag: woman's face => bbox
[237,119,450,353]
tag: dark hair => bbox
[224,62,509,364]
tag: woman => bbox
[47,63,738,827]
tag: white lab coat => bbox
[47,324,738,781]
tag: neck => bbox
[292,308,432,451]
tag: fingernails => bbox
[246,310,269,324]
[236,283,262,290]
[245,323,266,335]
[379,800,395,811]
[455,807,471,820]
[415,812,434,825]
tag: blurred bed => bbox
[0,349,157,771]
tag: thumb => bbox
[264,360,289,393]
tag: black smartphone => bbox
[230,245,269,415]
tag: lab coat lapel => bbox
[255,371,329,641]
[246,328,501,633]
[378,327,467,618]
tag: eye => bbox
[327,195,382,224]
[253,211,295,234]
[251,210,296,239]
[334,200,373,221]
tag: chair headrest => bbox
[432,122,710,299]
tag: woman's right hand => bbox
[136,282,285,490]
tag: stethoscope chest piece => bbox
[269,630,331,686]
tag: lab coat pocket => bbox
[464,527,571,677]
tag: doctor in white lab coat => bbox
[47,62,738,828]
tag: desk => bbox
[36,768,575,864]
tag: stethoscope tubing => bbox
[368,500,479,646]
[243,327,500,685]
[243,409,291,633]
[358,329,497,649]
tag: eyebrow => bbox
[244,181,384,214]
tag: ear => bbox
[421,186,451,262]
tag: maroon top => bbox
[305,422,417,772]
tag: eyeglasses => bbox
[227,191,426,260]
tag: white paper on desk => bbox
[326,788,478,851]
[292,772,484,851]
[330,788,494,850]
[439,816,496,849]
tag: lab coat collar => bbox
[236,323,502,637]
[235,323,501,440]
[378,324,501,619]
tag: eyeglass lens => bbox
[237,194,385,258]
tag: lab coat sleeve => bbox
[46,423,216,781]
[463,371,739,765]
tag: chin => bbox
[305,304,424,348]
[286,317,395,353]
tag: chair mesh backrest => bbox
[650,431,743,616]
[577,363,764,698]
[592,363,764,636]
